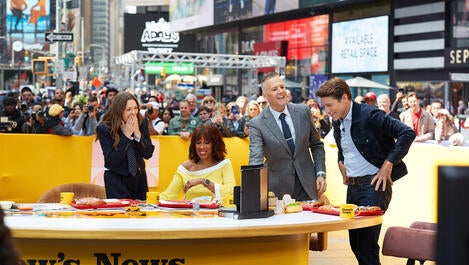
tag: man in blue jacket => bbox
[316,77,416,265]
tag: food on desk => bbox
[284,202,303,213]
[71,198,133,209]
[158,200,220,209]
[313,205,383,216]
[299,200,324,210]
[74,197,106,206]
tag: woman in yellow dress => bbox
[160,124,236,201]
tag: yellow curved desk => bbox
[7,211,382,265]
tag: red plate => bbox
[71,199,135,209]
[158,200,220,209]
[311,206,383,216]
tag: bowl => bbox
[0,201,14,210]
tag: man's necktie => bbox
[127,143,137,176]
[279,113,295,155]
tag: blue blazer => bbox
[332,102,416,181]
[97,117,155,199]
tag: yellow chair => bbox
[37,183,106,203]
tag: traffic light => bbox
[75,56,82,66]
[32,59,48,75]
[24,51,30,62]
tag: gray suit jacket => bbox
[249,104,326,200]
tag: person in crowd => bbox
[285,89,293,103]
[316,77,415,265]
[168,100,199,140]
[435,108,464,145]
[0,208,21,265]
[211,102,235,137]
[238,100,261,137]
[400,92,435,142]
[430,100,443,123]
[308,98,331,138]
[256,95,268,111]
[20,86,35,112]
[22,102,45,134]
[146,101,164,135]
[148,95,158,103]
[236,95,248,115]
[95,92,155,200]
[64,102,82,135]
[377,94,400,119]
[185,93,199,117]
[73,95,99,136]
[364,92,377,106]
[0,96,25,133]
[226,101,243,136]
[202,96,217,112]
[160,124,236,202]
[44,104,72,136]
[457,100,466,115]
[161,107,174,135]
[197,105,212,125]
[391,90,408,115]
[52,88,70,118]
[97,87,119,121]
[64,89,74,109]
[249,71,327,201]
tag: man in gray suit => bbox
[249,72,327,200]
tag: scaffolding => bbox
[114,50,286,93]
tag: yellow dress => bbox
[160,158,236,201]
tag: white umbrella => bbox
[345,76,393,90]
[165,74,181,83]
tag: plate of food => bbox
[71,198,135,209]
[158,200,220,209]
[299,200,324,211]
[312,205,383,216]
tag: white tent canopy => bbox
[345,76,393,90]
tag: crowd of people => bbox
[354,90,468,146]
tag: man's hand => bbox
[316,176,326,196]
[371,160,394,191]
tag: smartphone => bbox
[231,105,240,115]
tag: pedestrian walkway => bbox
[309,230,436,265]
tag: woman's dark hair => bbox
[189,124,226,163]
[0,208,21,265]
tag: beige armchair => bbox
[37,183,106,203]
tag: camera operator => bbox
[20,86,36,113]
[21,102,46,134]
[73,95,99,136]
[145,102,164,135]
[0,96,25,133]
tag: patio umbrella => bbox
[345,76,393,90]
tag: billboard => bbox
[331,16,389,74]
[124,13,194,53]
[6,0,51,52]
[169,0,214,32]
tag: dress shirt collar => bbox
[269,105,292,120]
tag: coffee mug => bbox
[60,192,75,205]
[146,191,160,204]
[339,204,360,219]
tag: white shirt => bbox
[269,105,296,145]
[152,118,165,135]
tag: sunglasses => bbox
[204,100,215,103]
[258,101,267,105]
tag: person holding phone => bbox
[211,103,234,137]
[74,95,99,136]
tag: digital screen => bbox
[6,0,51,51]
[331,16,389,73]
[169,0,214,32]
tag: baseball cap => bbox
[148,101,160,109]
[364,92,376,100]
[48,104,64,117]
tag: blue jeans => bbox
[347,175,392,265]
